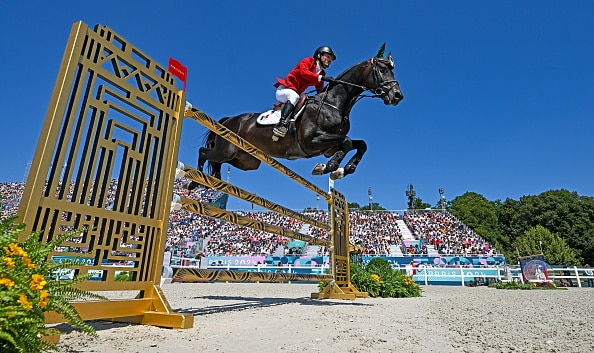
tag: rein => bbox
[307,59,399,116]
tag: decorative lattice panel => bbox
[18,21,184,289]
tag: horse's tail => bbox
[202,117,230,148]
[201,117,230,175]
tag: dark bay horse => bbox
[193,44,403,184]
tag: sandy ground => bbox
[56,283,594,353]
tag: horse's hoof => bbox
[183,181,203,191]
[330,168,345,180]
[312,164,326,175]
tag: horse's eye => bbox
[380,67,388,74]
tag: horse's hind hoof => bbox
[183,180,200,191]
[312,163,326,175]
[330,168,345,180]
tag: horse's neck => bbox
[323,62,368,113]
[323,84,363,115]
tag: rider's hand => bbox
[321,76,335,83]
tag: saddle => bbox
[256,94,308,126]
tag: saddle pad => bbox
[256,109,281,125]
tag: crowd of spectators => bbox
[403,211,497,256]
[0,182,24,219]
[1,180,496,259]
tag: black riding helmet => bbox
[314,46,336,61]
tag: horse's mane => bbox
[335,59,368,81]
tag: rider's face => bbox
[319,53,333,68]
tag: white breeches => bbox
[275,85,299,105]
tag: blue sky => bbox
[1,1,593,211]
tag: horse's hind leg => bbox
[197,146,209,172]
[184,147,210,190]
[332,139,367,179]
[209,162,222,180]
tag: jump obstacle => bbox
[17,21,366,332]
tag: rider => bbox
[272,46,337,139]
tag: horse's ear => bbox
[376,43,387,58]
[387,51,395,69]
[374,44,395,69]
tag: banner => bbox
[168,57,188,91]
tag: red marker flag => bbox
[168,57,188,91]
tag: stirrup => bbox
[272,125,287,138]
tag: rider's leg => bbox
[273,102,294,138]
[273,87,299,138]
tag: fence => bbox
[169,256,594,288]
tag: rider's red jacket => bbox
[274,57,325,94]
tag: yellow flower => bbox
[2,256,15,268]
[0,277,15,288]
[30,274,47,291]
[17,292,33,310]
[38,290,50,308]
[370,274,383,283]
[4,243,27,257]
[22,256,36,269]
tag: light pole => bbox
[439,188,445,212]
[368,187,373,211]
[405,184,416,210]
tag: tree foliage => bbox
[359,202,386,211]
[347,202,361,210]
[511,225,579,265]
[451,189,594,265]
[411,197,430,210]
[450,192,508,249]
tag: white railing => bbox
[166,257,594,288]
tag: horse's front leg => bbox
[312,138,352,176]
[338,139,367,178]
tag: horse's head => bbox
[365,43,404,106]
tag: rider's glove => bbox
[321,76,335,83]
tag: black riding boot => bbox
[273,102,295,139]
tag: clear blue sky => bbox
[1,1,593,211]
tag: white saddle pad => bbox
[256,109,281,125]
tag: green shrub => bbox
[319,258,422,298]
[488,280,564,290]
[0,215,106,353]
[350,263,382,297]
[114,271,132,281]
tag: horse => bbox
[192,44,403,185]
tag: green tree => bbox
[359,202,386,211]
[450,192,508,250]
[512,225,579,265]
[411,197,430,210]
[497,190,594,264]
[348,202,361,210]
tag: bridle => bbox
[310,58,401,115]
[330,59,400,102]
